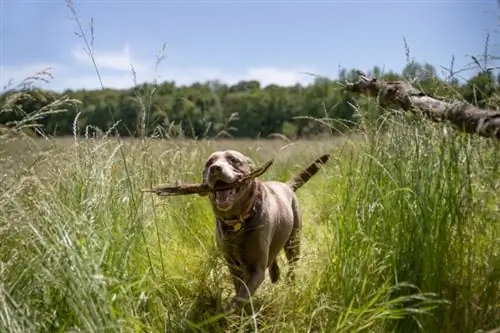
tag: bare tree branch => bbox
[344,71,500,139]
[142,159,274,196]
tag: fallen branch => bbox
[344,71,500,139]
[142,160,274,196]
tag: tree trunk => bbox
[344,71,500,140]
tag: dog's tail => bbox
[286,154,330,192]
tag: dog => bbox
[199,150,329,311]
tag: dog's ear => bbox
[198,167,209,197]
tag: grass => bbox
[0,117,499,332]
[1,2,498,330]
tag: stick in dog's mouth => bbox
[142,160,273,197]
[212,180,238,205]
[212,182,239,209]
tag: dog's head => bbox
[200,150,256,212]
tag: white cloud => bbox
[151,66,317,88]
[1,63,62,91]
[57,73,138,91]
[244,67,316,87]
[71,44,147,72]
[2,65,317,92]
[1,44,318,92]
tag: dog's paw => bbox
[225,296,248,314]
[222,302,236,315]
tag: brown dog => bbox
[200,150,329,311]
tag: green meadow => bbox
[0,121,498,332]
[1,2,499,330]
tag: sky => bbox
[1,0,499,92]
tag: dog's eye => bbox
[227,156,240,165]
[205,157,215,168]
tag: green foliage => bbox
[2,62,494,140]
[0,123,498,332]
[0,33,499,331]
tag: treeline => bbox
[0,62,498,139]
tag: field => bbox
[0,116,499,332]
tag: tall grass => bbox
[1,2,499,331]
[0,114,498,332]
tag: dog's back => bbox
[262,154,330,279]
[259,153,331,208]
[259,153,331,243]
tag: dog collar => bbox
[220,182,259,231]
[221,206,255,231]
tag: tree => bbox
[1,63,496,139]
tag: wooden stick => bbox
[344,71,500,139]
[142,160,274,196]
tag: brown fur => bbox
[201,150,329,311]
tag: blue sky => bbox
[1,0,499,92]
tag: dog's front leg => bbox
[226,260,245,293]
[230,266,266,310]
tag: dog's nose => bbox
[209,164,222,175]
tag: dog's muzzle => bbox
[207,164,241,210]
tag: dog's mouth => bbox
[212,180,238,209]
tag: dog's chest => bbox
[215,217,267,261]
[216,217,259,244]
